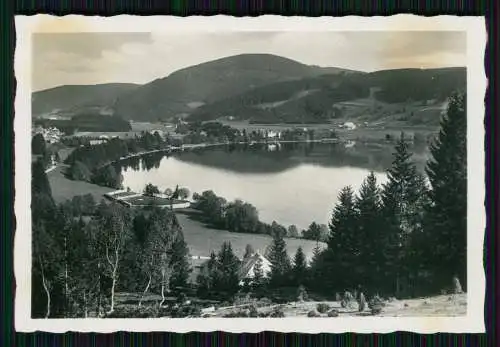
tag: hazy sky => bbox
[32,31,466,91]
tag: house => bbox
[89,139,107,145]
[238,252,272,286]
[187,252,273,287]
[266,130,281,139]
[340,122,357,130]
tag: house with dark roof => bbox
[187,252,273,287]
[238,252,272,286]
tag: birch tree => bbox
[99,203,132,314]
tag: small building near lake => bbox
[339,122,357,130]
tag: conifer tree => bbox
[169,232,192,291]
[355,172,383,292]
[32,159,53,199]
[216,242,240,296]
[32,133,47,155]
[324,186,358,291]
[381,133,428,296]
[268,230,291,287]
[252,256,265,291]
[292,246,308,286]
[423,92,467,290]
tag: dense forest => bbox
[34,114,132,135]
[189,67,466,124]
[31,92,466,318]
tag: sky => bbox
[32,31,466,92]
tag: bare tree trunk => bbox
[64,236,69,314]
[160,270,166,307]
[139,274,152,308]
[97,261,102,317]
[109,265,118,314]
[38,255,51,319]
[83,292,88,318]
[106,227,122,315]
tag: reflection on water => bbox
[118,142,428,229]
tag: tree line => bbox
[309,92,467,298]
[195,92,466,302]
[32,162,192,318]
[190,190,329,241]
[31,92,466,315]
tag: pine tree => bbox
[32,159,53,199]
[244,244,255,259]
[169,232,192,291]
[381,133,428,296]
[216,242,240,296]
[252,256,264,290]
[32,133,47,155]
[326,186,358,292]
[355,172,383,292]
[268,230,291,287]
[423,92,467,290]
[292,246,308,286]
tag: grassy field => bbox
[175,213,324,261]
[46,164,321,259]
[47,165,113,203]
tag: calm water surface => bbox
[118,142,427,230]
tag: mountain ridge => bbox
[32,53,466,126]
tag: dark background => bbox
[2,1,497,346]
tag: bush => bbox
[308,310,320,317]
[249,305,259,317]
[270,307,285,318]
[223,310,249,318]
[327,309,339,317]
[168,304,202,318]
[316,303,330,314]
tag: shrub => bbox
[224,310,249,318]
[308,310,320,317]
[327,309,339,317]
[316,303,330,314]
[270,306,285,318]
[249,305,259,317]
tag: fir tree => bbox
[268,230,291,287]
[381,133,428,296]
[292,246,308,286]
[252,256,265,290]
[32,159,53,199]
[169,233,192,291]
[326,186,358,292]
[216,242,240,296]
[354,172,383,292]
[243,244,255,259]
[32,133,47,155]
[423,92,467,290]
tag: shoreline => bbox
[105,138,344,167]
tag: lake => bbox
[118,142,428,230]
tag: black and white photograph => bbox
[15,15,485,333]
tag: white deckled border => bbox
[14,14,486,333]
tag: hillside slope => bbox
[189,67,466,125]
[113,54,357,121]
[32,83,140,117]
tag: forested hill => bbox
[112,53,358,121]
[32,83,140,117]
[31,52,465,126]
[189,67,466,125]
